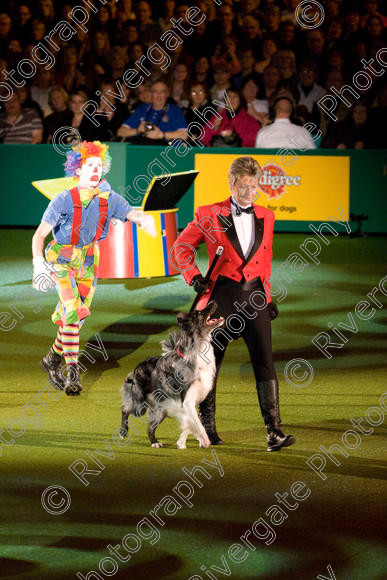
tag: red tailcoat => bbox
[175,197,275,310]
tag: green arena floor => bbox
[0,229,386,580]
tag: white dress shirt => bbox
[255,118,316,149]
[231,197,255,258]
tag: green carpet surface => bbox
[0,229,386,580]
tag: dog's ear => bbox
[176,312,187,326]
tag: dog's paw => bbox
[177,442,187,449]
[151,442,163,448]
[199,437,211,449]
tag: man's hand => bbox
[268,301,279,321]
[32,256,55,293]
[191,274,210,294]
[146,126,164,140]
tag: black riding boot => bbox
[199,384,223,445]
[63,364,82,396]
[257,379,295,452]
[40,348,64,390]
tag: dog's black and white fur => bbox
[120,301,224,449]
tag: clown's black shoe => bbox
[40,348,64,390]
[63,365,82,396]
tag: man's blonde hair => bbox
[228,156,262,186]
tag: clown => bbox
[32,141,156,395]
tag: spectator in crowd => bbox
[44,86,70,142]
[15,4,32,37]
[135,1,162,46]
[202,88,261,148]
[255,36,278,73]
[18,85,44,120]
[237,47,256,84]
[159,0,176,32]
[241,75,269,125]
[256,94,316,149]
[296,60,325,115]
[85,29,111,90]
[278,21,297,52]
[117,80,187,144]
[323,103,374,149]
[326,48,344,73]
[210,64,232,101]
[93,4,114,35]
[360,0,387,27]
[193,56,213,86]
[343,9,362,43]
[236,0,261,27]
[262,64,283,100]
[184,82,210,127]
[325,19,345,54]
[0,91,43,144]
[29,19,46,44]
[210,3,240,42]
[263,5,281,36]
[5,37,23,70]
[31,68,56,118]
[109,46,129,83]
[212,37,241,77]
[57,47,86,93]
[364,15,387,51]
[169,63,191,109]
[96,78,130,139]
[185,18,212,60]
[37,0,55,26]
[305,29,326,66]
[281,0,300,25]
[128,81,152,114]
[0,13,12,55]
[241,16,262,54]
[274,49,297,84]
[54,90,109,143]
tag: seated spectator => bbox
[37,0,56,27]
[241,75,269,125]
[169,63,191,109]
[184,82,210,126]
[5,37,23,70]
[97,78,130,139]
[85,29,111,90]
[56,47,86,93]
[128,81,152,113]
[212,37,241,77]
[202,88,261,148]
[255,36,278,74]
[14,4,32,37]
[273,49,297,84]
[325,19,345,54]
[262,5,281,36]
[343,9,362,43]
[360,0,387,27]
[193,56,213,87]
[48,90,109,143]
[18,86,44,120]
[236,47,256,85]
[44,86,70,142]
[210,64,232,102]
[262,64,283,100]
[0,91,43,144]
[323,103,374,149]
[159,0,176,32]
[209,3,240,44]
[0,13,12,55]
[241,16,262,54]
[281,0,300,25]
[119,21,139,47]
[364,15,387,53]
[296,60,325,115]
[92,4,114,35]
[278,21,297,51]
[135,1,162,46]
[117,80,187,144]
[304,29,326,67]
[255,95,316,149]
[327,48,344,72]
[236,0,261,27]
[29,19,46,44]
[109,46,129,82]
[31,68,56,117]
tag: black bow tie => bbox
[231,198,254,216]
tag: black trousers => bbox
[209,275,277,384]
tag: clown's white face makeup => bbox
[76,156,103,189]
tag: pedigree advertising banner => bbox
[194,154,350,221]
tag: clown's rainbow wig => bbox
[64,141,112,178]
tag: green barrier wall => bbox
[0,144,385,232]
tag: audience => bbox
[0,0,384,148]
[0,90,43,144]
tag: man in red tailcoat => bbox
[174,156,295,452]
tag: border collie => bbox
[120,301,224,449]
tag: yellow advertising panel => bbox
[194,154,350,221]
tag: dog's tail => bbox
[120,371,147,438]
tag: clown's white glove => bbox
[32,256,55,293]
[130,211,157,238]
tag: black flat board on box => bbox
[142,170,199,211]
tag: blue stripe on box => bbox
[132,222,139,278]
[161,213,169,276]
